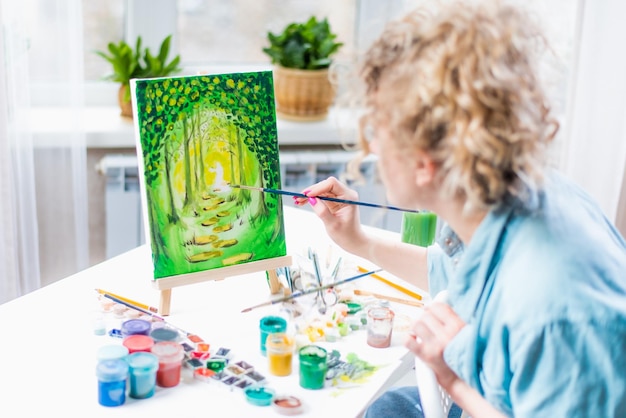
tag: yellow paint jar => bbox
[266,332,294,376]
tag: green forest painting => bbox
[132,71,286,279]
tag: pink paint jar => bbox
[367,306,394,348]
[151,341,185,387]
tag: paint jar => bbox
[126,352,159,399]
[96,359,128,407]
[367,306,395,348]
[266,332,294,376]
[244,386,275,406]
[401,211,438,247]
[259,316,287,356]
[273,395,303,415]
[298,345,327,390]
[150,327,180,343]
[121,319,151,337]
[97,344,129,362]
[123,334,155,354]
[150,341,185,388]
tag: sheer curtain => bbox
[561,0,626,226]
[0,1,40,303]
[0,0,88,305]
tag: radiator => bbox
[98,154,145,259]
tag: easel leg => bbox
[159,289,172,316]
[267,269,281,295]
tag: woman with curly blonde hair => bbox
[295,2,626,417]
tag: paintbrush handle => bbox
[353,289,424,307]
[241,268,383,312]
[237,185,419,213]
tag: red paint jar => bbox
[123,334,155,354]
[151,341,184,388]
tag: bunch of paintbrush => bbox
[241,267,382,313]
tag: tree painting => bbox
[132,71,286,279]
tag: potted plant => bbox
[96,35,181,118]
[262,16,343,121]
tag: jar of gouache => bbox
[126,352,159,399]
[96,359,128,407]
[151,341,184,388]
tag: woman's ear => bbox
[414,149,436,187]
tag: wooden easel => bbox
[152,255,292,316]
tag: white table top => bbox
[0,206,426,417]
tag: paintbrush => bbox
[232,185,419,213]
[353,289,424,307]
[241,268,383,313]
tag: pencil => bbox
[241,268,383,313]
[98,291,205,342]
[96,288,158,313]
[356,266,423,301]
[99,292,165,321]
[232,185,419,213]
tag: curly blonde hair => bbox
[355,1,558,211]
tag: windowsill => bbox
[30,105,358,149]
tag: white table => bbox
[0,206,426,417]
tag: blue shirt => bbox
[427,171,626,417]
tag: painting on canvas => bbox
[131,71,286,279]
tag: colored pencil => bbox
[99,292,165,321]
[356,266,424,301]
[97,291,205,342]
[232,185,419,213]
[353,289,424,307]
[241,268,383,313]
[95,288,159,313]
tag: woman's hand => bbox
[294,176,369,255]
[406,302,466,389]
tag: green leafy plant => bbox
[262,16,343,70]
[96,35,181,101]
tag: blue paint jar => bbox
[121,319,151,338]
[96,359,128,407]
[126,352,159,399]
[259,316,287,356]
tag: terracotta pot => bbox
[118,84,133,118]
[272,66,336,122]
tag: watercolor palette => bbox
[181,340,268,392]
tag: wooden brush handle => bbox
[354,289,424,307]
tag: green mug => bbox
[401,211,437,247]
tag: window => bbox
[82,0,359,82]
[76,0,582,127]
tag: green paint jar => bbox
[401,211,438,247]
[298,345,327,390]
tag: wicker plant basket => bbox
[273,66,336,122]
[118,84,133,118]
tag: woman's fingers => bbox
[427,303,466,336]
[406,303,467,360]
